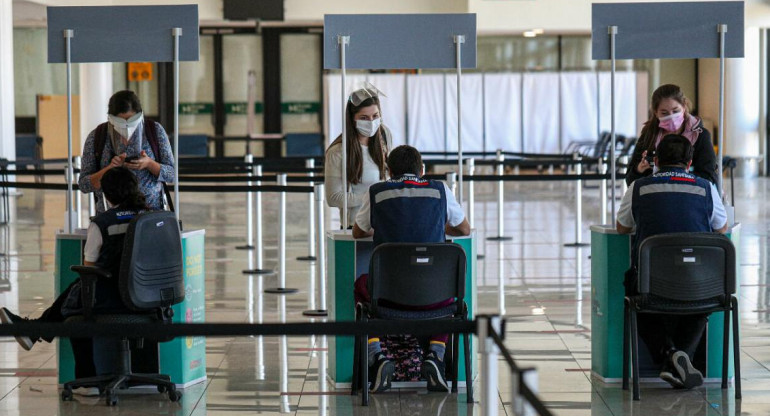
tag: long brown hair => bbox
[638,84,692,153]
[327,96,388,185]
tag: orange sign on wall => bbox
[128,62,153,81]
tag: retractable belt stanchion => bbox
[479,316,500,416]
[488,149,512,241]
[599,157,607,225]
[619,155,629,196]
[446,171,457,196]
[565,153,589,247]
[303,184,328,317]
[265,174,298,295]
[236,154,255,250]
[74,156,82,229]
[467,158,475,229]
[297,158,317,261]
[243,165,274,275]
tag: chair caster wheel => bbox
[61,389,73,401]
[168,390,182,402]
[158,385,167,393]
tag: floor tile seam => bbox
[292,336,319,412]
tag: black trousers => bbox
[624,268,709,367]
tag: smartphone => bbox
[125,156,139,163]
[644,151,655,164]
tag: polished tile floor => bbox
[0,173,764,415]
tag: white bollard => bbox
[303,184,328,317]
[446,171,457,196]
[298,158,317,261]
[236,154,255,250]
[488,150,512,241]
[265,174,297,294]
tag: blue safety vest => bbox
[630,167,714,266]
[369,174,447,247]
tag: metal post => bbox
[468,158,475,229]
[498,242,506,316]
[172,27,182,221]
[608,26,618,224]
[88,193,95,219]
[339,35,350,230]
[298,159,317,261]
[620,155,629,196]
[718,24,727,195]
[488,150,511,241]
[74,155,82,229]
[446,172,457,196]
[479,316,501,416]
[266,174,297,294]
[64,29,74,234]
[599,157,608,225]
[303,184,328,317]
[243,165,273,275]
[565,154,589,247]
[236,154,255,250]
[454,35,465,205]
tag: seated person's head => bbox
[100,167,147,210]
[387,145,423,177]
[655,134,694,168]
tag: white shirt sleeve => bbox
[83,223,102,263]
[355,189,372,232]
[709,183,728,230]
[444,183,465,227]
[324,144,363,210]
[616,182,636,229]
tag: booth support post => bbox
[172,27,182,220]
[64,29,74,233]
[608,25,618,224]
[718,24,727,195]
[468,158,475,229]
[237,154,255,250]
[339,35,350,230]
[599,157,607,225]
[454,34,465,206]
[298,159,317,261]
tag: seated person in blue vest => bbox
[352,145,470,393]
[79,90,175,214]
[0,167,147,377]
[616,135,728,389]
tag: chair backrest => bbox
[368,242,466,308]
[119,211,185,310]
[638,232,735,301]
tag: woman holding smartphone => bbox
[625,84,718,186]
[79,90,175,213]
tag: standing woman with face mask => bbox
[325,87,392,227]
[79,90,175,214]
[625,84,718,186]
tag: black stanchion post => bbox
[303,184,328,317]
[236,153,255,250]
[297,158,317,261]
[243,165,274,275]
[487,149,512,241]
[265,174,298,295]
[565,153,589,247]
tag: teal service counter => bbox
[55,228,207,388]
[590,224,740,383]
[326,230,477,388]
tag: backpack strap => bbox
[144,119,161,160]
[93,122,109,163]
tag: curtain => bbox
[598,72,638,138]
[406,74,446,151]
[483,73,522,152]
[522,73,560,154]
[445,73,484,152]
[559,72,599,148]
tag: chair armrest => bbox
[69,266,111,320]
[70,265,112,279]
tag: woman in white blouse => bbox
[325,87,392,227]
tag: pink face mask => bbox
[658,111,685,131]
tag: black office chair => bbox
[352,243,472,406]
[623,232,740,401]
[62,211,186,406]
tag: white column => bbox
[79,63,113,141]
[0,0,16,160]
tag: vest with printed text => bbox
[90,208,142,279]
[630,167,713,267]
[369,174,447,247]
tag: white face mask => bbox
[108,112,144,140]
[355,118,381,138]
